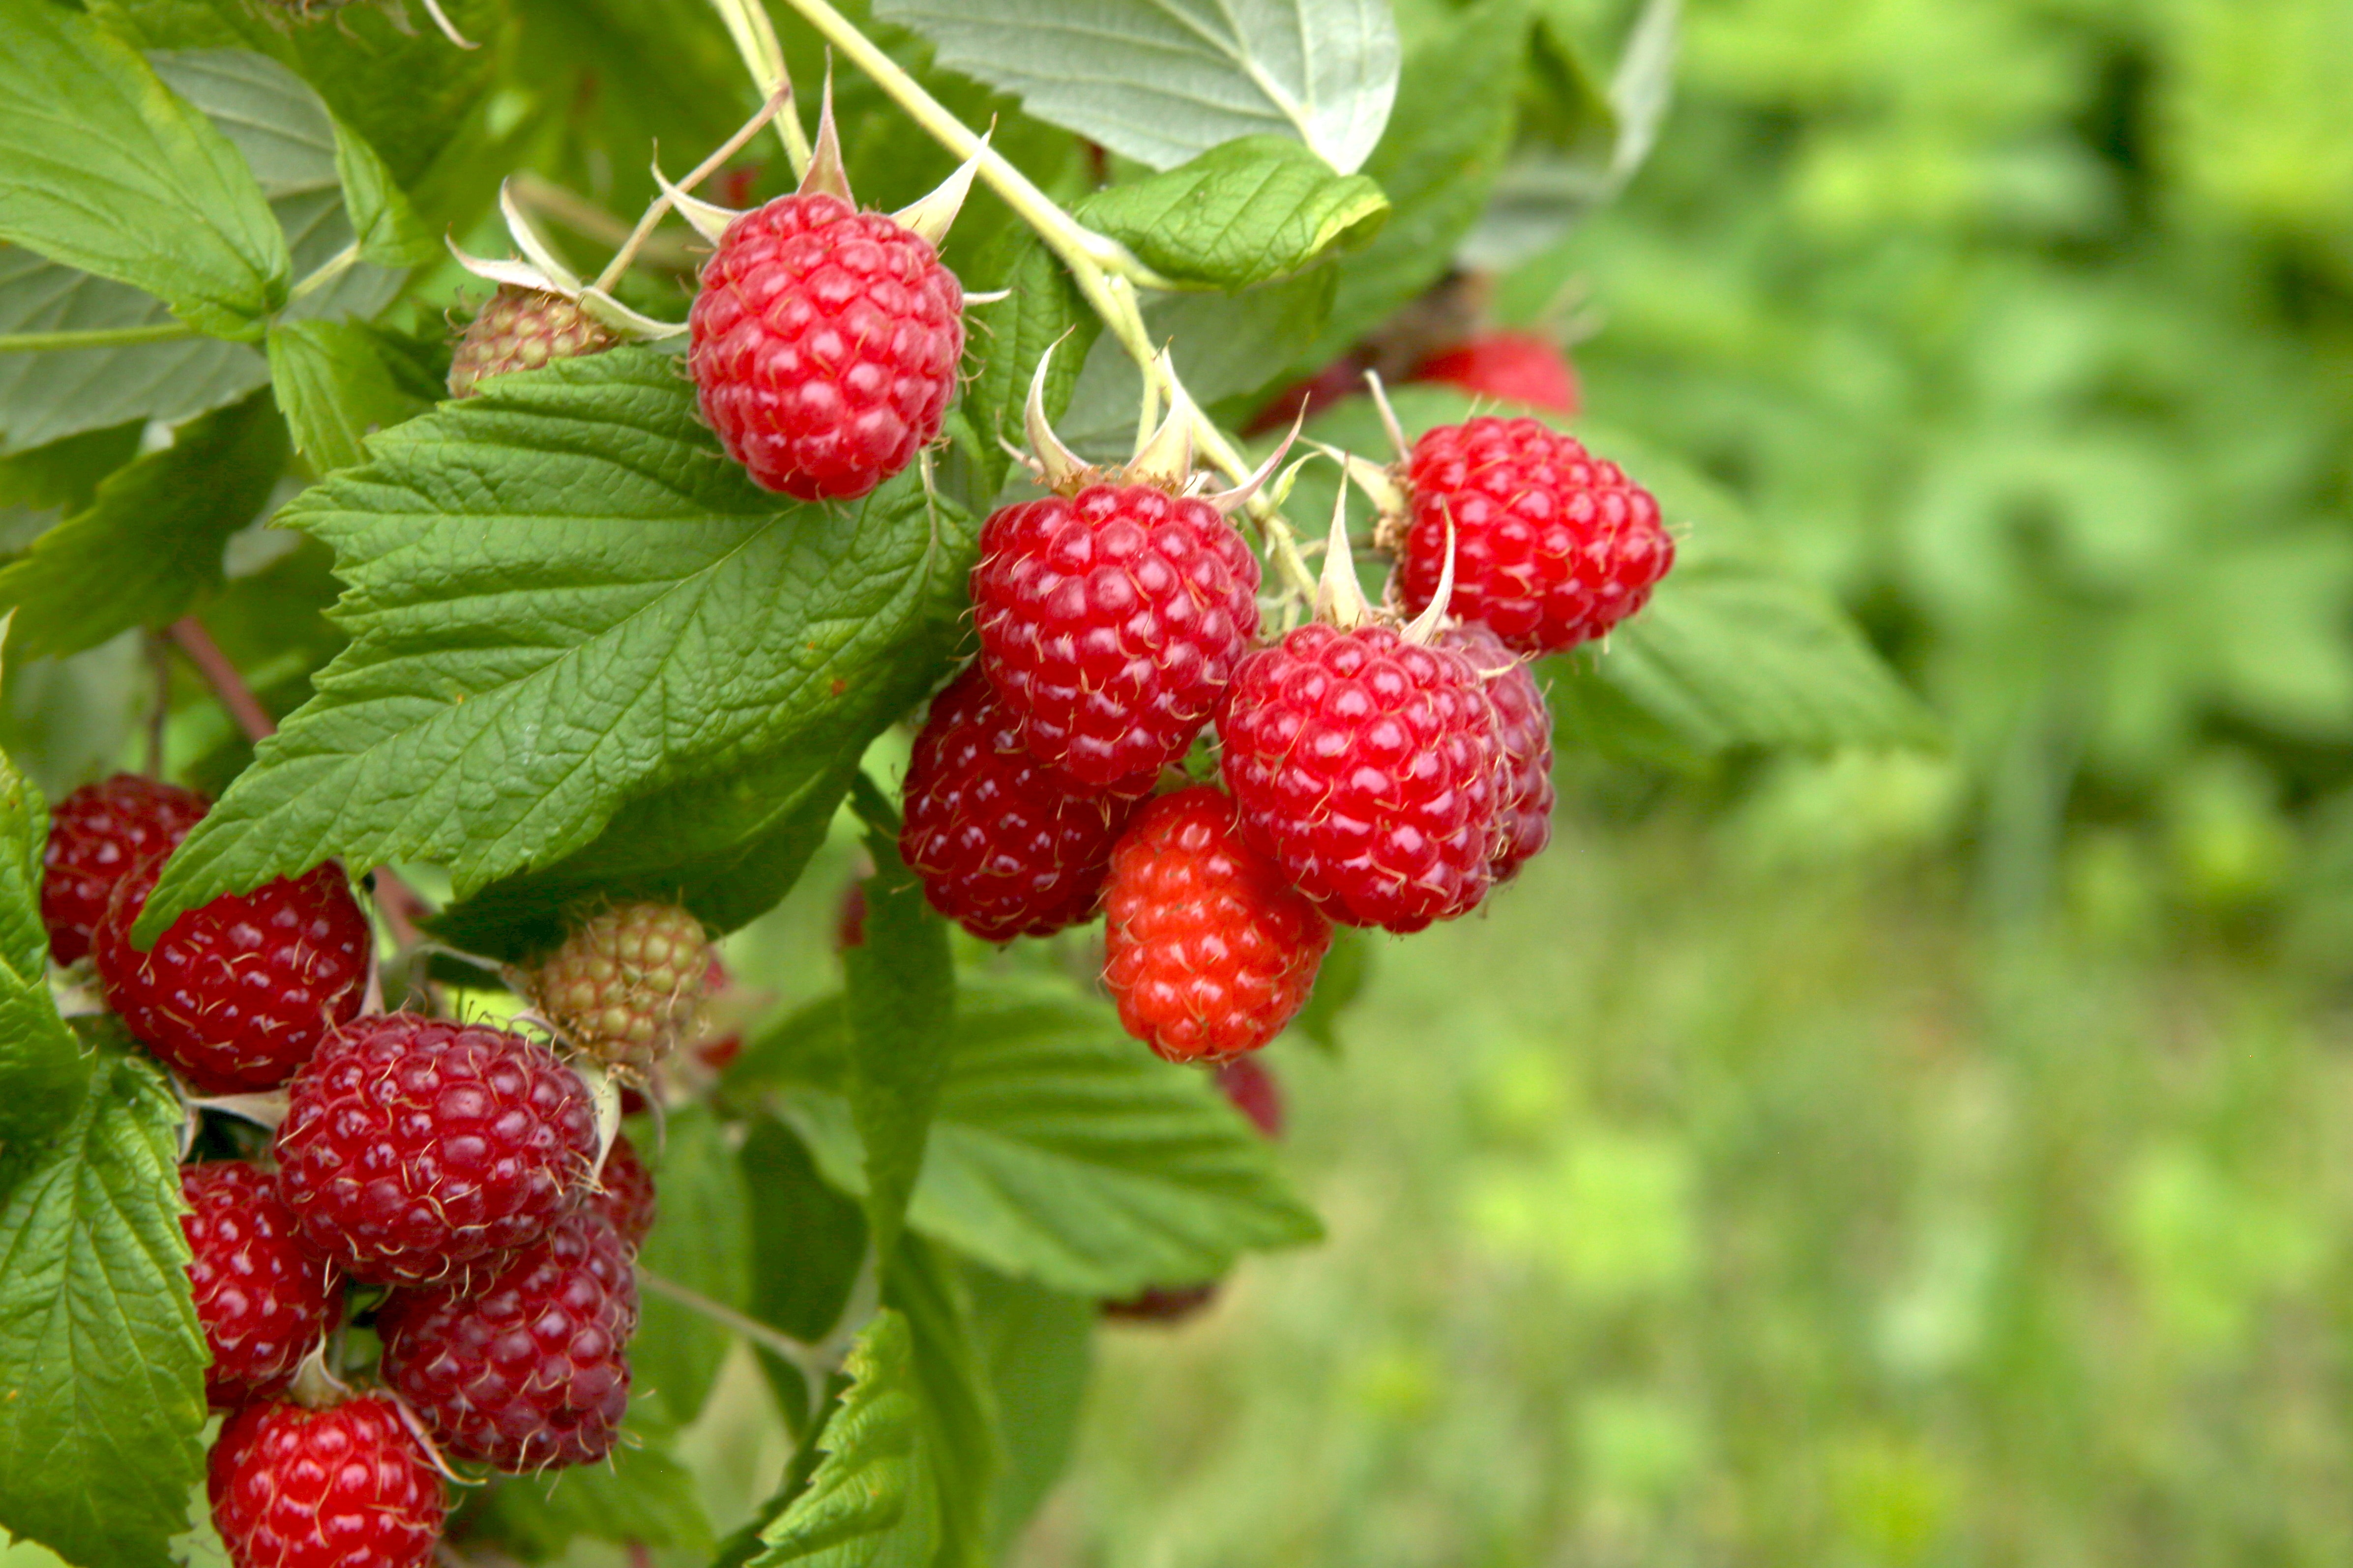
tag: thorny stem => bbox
[0,322,196,353]
[593,87,794,295]
[766,0,1323,600]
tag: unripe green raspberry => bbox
[448,287,617,399]
[523,901,716,1074]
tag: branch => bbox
[636,1266,831,1386]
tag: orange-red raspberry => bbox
[208,1395,443,1568]
[971,483,1261,785]
[1101,787,1330,1062]
[688,192,964,500]
[1397,416,1672,654]
[91,857,370,1094]
[1217,622,1503,932]
[182,1161,344,1408]
[379,1211,637,1473]
[899,666,1152,940]
[1441,622,1555,879]
[275,1014,597,1286]
[40,773,208,965]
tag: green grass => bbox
[1014,791,2353,1567]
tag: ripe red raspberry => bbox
[1440,623,1555,879]
[182,1162,345,1408]
[91,858,370,1094]
[275,1014,597,1286]
[971,484,1262,785]
[1213,1056,1284,1139]
[585,1132,657,1250]
[208,1394,444,1568]
[520,900,715,1074]
[40,773,208,965]
[1218,621,1502,933]
[1396,417,1673,654]
[1406,331,1580,415]
[688,192,964,500]
[447,286,616,399]
[379,1211,637,1473]
[900,666,1151,940]
[1101,787,1330,1063]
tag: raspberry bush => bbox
[0,0,1930,1563]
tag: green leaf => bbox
[756,984,1323,1296]
[874,0,1399,174]
[1057,268,1336,461]
[1074,137,1388,290]
[748,1310,941,1568]
[846,780,956,1267]
[146,49,407,325]
[1305,0,1527,360]
[468,1432,716,1558]
[0,0,287,338]
[634,1104,753,1429]
[265,319,433,474]
[0,1047,208,1568]
[135,348,977,943]
[0,392,288,662]
[0,424,142,516]
[328,116,435,267]
[885,1235,1002,1568]
[0,730,85,1144]
[961,231,1096,498]
[739,1114,868,1427]
[964,1266,1090,1553]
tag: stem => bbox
[287,242,360,304]
[708,0,812,174]
[0,321,196,353]
[168,617,274,743]
[636,1267,832,1386]
[512,174,698,271]
[371,868,431,951]
[593,88,794,294]
[144,632,172,778]
[766,0,1321,599]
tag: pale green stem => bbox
[593,88,794,294]
[767,0,1322,599]
[287,241,360,304]
[0,321,197,353]
[708,0,813,174]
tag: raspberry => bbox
[379,1211,637,1473]
[1406,331,1580,415]
[1218,621,1502,933]
[900,666,1151,940]
[1441,623,1555,879]
[447,287,616,399]
[91,859,370,1094]
[585,1132,657,1250]
[40,773,208,965]
[1101,787,1330,1062]
[208,1394,443,1568]
[182,1162,345,1408]
[688,192,964,500]
[1213,1056,1284,1139]
[520,901,715,1074]
[275,1014,597,1286]
[971,484,1262,785]
[1396,417,1672,655]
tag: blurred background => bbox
[1015,0,2353,1562]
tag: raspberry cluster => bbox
[36,790,675,1564]
[929,399,1668,1065]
